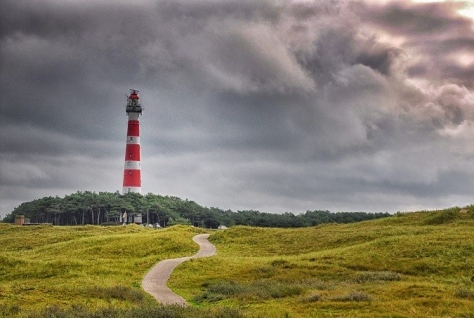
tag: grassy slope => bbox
[169,208,474,317]
[2,208,474,317]
[0,224,205,317]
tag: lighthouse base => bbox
[123,186,142,194]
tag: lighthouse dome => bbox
[127,90,141,107]
[126,89,142,113]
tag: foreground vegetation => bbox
[2,207,474,317]
[0,224,239,317]
[3,191,389,228]
[170,207,474,317]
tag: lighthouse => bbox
[122,89,142,194]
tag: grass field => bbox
[170,207,474,317]
[2,208,474,317]
[0,224,239,317]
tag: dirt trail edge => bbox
[142,234,216,306]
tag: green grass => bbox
[3,207,474,317]
[169,208,474,317]
[0,224,217,317]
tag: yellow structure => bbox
[15,215,25,225]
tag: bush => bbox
[354,271,401,283]
[32,304,244,318]
[270,259,295,269]
[194,279,305,302]
[331,291,372,302]
[88,285,145,302]
[424,209,459,225]
[0,304,20,317]
[268,283,303,298]
[207,281,247,296]
[455,288,474,300]
[301,294,322,302]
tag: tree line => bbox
[2,191,390,228]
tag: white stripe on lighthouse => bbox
[128,112,139,121]
[124,161,141,169]
[126,136,140,144]
[123,186,141,193]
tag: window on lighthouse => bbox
[128,170,132,175]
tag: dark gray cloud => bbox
[358,1,471,35]
[359,0,474,87]
[2,0,474,217]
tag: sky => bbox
[2,0,474,217]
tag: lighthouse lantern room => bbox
[122,89,142,194]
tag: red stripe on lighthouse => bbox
[127,120,140,136]
[125,144,140,161]
[123,169,141,187]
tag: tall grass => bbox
[194,279,304,303]
[0,224,205,317]
[170,208,474,317]
[21,304,243,318]
[3,207,474,317]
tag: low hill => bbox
[0,224,231,317]
[1,207,474,317]
[170,207,474,317]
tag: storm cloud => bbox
[2,0,474,216]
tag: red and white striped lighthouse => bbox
[122,89,142,194]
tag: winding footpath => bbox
[141,234,216,306]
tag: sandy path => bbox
[141,233,216,305]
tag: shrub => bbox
[424,209,459,225]
[0,304,20,317]
[270,259,295,269]
[33,304,244,318]
[207,281,247,296]
[354,271,401,283]
[268,283,303,298]
[88,285,145,302]
[331,291,372,302]
[251,265,275,278]
[455,288,474,300]
[297,278,334,290]
[194,279,305,302]
[301,294,322,302]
